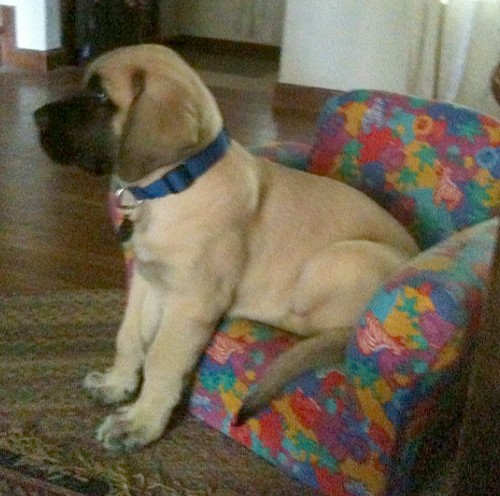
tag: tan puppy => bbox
[35,45,419,451]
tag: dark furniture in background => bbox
[75,0,159,64]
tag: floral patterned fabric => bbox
[310,90,500,249]
[110,90,500,495]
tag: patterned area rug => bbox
[0,290,318,496]
[0,290,458,496]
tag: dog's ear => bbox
[118,69,200,182]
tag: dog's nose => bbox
[34,107,50,133]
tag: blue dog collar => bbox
[128,128,231,201]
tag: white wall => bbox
[279,0,412,92]
[0,0,61,51]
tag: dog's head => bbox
[34,44,224,181]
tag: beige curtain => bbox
[407,0,500,119]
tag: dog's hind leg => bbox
[235,240,412,424]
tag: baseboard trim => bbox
[0,6,67,72]
[273,82,343,113]
[165,35,281,60]
[4,47,68,72]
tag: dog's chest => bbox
[132,227,181,286]
[131,209,209,287]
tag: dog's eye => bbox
[92,89,109,103]
[87,74,109,103]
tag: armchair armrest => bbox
[345,217,498,494]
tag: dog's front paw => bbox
[83,370,139,405]
[96,405,166,452]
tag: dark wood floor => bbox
[0,47,318,296]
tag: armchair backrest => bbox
[309,90,500,249]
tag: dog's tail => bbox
[233,327,352,426]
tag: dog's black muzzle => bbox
[34,88,118,175]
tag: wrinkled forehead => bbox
[82,56,146,135]
[83,48,195,109]
[79,46,202,137]
[84,46,191,86]
[83,60,137,107]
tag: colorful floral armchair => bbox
[113,90,500,495]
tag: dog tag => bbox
[118,215,134,243]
